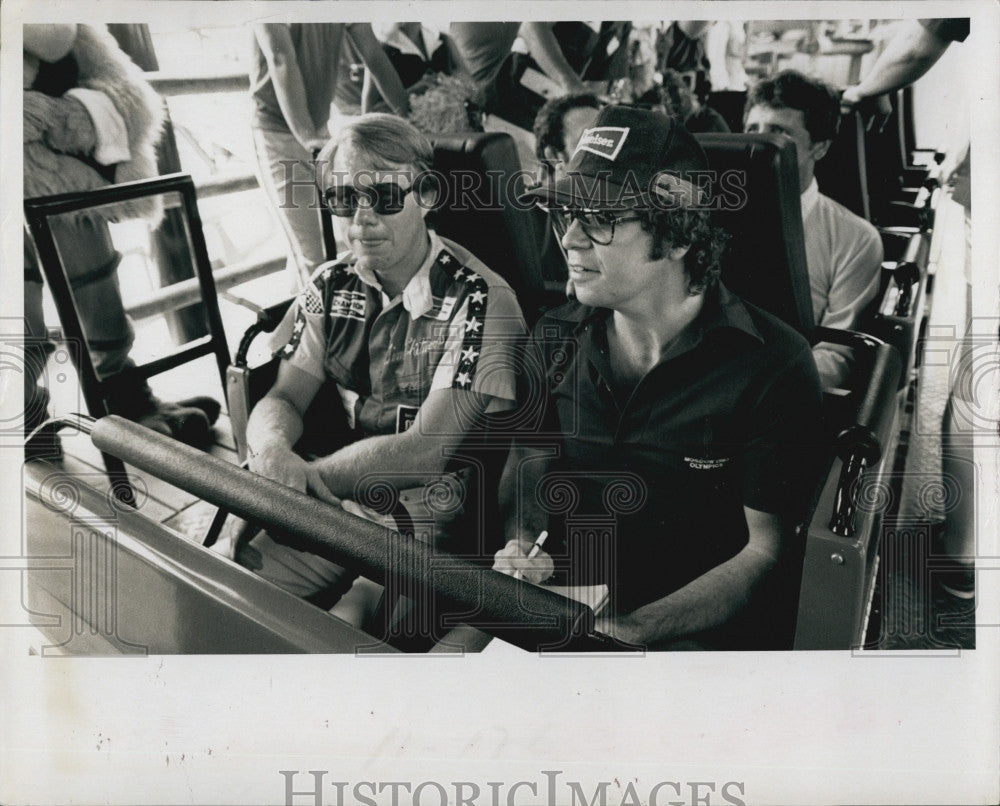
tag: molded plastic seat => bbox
[697,132,903,649]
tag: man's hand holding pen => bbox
[493,531,554,584]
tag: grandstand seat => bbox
[696,132,902,648]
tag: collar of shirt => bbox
[563,281,764,350]
[800,177,820,220]
[550,282,762,395]
[351,232,439,320]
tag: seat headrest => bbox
[696,132,815,340]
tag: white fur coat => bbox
[23,24,165,223]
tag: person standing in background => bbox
[23,23,221,454]
[249,23,409,289]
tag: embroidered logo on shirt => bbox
[575,127,629,161]
[434,295,457,321]
[329,290,366,321]
[684,456,731,470]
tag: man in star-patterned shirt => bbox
[224,114,526,605]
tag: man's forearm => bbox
[848,21,950,101]
[312,431,448,499]
[499,444,554,545]
[609,544,777,645]
[246,396,305,454]
[519,23,584,92]
[348,24,410,116]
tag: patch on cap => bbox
[574,127,629,161]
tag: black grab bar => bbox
[91,416,621,652]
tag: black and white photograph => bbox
[1,1,998,804]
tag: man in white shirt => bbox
[744,70,883,387]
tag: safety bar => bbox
[90,416,615,652]
[814,328,902,537]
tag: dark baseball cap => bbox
[523,104,709,210]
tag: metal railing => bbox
[136,71,274,321]
[147,71,249,96]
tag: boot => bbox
[103,370,217,449]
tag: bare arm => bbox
[245,361,338,503]
[312,387,496,499]
[518,22,585,93]
[595,507,785,645]
[842,20,952,105]
[493,441,559,582]
[253,23,328,151]
[346,23,410,115]
[499,441,554,545]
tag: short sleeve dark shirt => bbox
[529,282,823,615]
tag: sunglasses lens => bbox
[373,183,406,214]
[324,183,411,217]
[324,186,357,217]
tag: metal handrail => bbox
[125,253,285,320]
[147,71,250,96]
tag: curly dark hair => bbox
[744,69,841,143]
[639,207,729,294]
[533,93,602,162]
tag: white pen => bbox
[513,530,549,581]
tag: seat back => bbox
[696,132,815,340]
[814,111,871,220]
[705,89,749,134]
[695,136,904,649]
[427,132,546,321]
[24,173,231,495]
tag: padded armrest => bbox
[814,328,901,537]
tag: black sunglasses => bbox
[537,203,643,246]
[322,182,416,217]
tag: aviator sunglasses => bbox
[322,181,417,217]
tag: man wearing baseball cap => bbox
[493,105,823,649]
